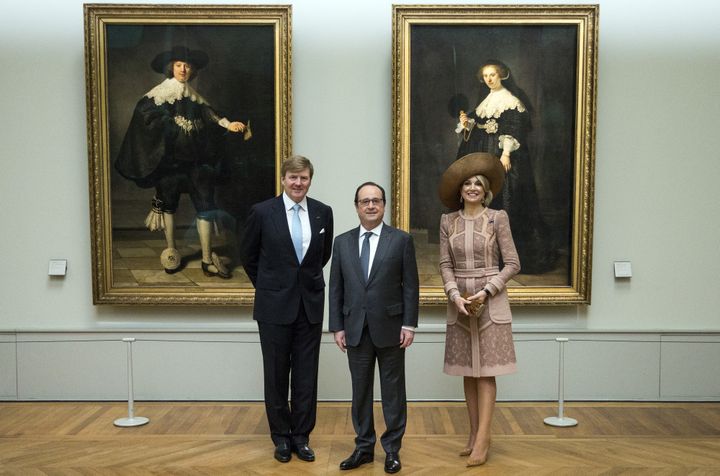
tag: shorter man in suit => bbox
[329,182,419,473]
[241,155,333,464]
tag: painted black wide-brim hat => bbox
[151,46,209,73]
[438,152,505,210]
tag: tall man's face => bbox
[355,185,385,230]
[281,168,312,203]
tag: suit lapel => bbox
[305,199,323,264]
[347,227,365,284]
[270,196,297,262]
[367,224,392,285]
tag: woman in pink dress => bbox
[438,152,520,467]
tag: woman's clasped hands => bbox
[452,290,488,316]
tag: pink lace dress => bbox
[439,208,519,377]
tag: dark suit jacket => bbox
[329,223,419,348]
[241,195,333,324]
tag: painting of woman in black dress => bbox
[393,6,598,304]
[454,60,557,274]
[406,23,581,290]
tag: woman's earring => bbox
[460,196,464,203]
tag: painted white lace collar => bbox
[145,78,208,106]
[475,87,525,119]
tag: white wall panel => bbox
[0,334,17,400]
[17,336,126,400]
[133,339,263,400]
[7,331,719,401]
[660,335,720,400]
[501,339,560,400]
[563,335,661,400]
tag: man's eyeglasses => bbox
[357,198,383,207]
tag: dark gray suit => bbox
[329,223,419,453]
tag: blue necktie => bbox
[291,203,303,262]
[360,231,372,282]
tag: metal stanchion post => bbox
[114,337,149,427]
[544,337,578,427]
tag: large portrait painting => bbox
[84,5,291,305]
[392,5,598,305]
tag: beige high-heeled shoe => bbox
[466,438,490,466]
[466,455,487,467]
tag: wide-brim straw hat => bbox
[438,152,505,210]
[151,45,209,73]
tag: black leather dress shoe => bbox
[340,449,374,470]
[292,443,315,462]
[274,442,292,463]
[384,452,401,473]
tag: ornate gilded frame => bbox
[392,5,598,305]
[84,4,291,305]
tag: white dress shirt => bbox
[283,192,311,259]
[358,222,415,332]
[358,222,383,278]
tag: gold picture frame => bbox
[84,4,291,305]
[392,5,598,305]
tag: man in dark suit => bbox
[329,182,419,473]
[241,155,333,464]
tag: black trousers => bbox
[347,326,407,454]
[257,305,322,446]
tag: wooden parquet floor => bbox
[1,401,719,475]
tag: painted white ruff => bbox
[145,78,208,106]
[475,87,525,119]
